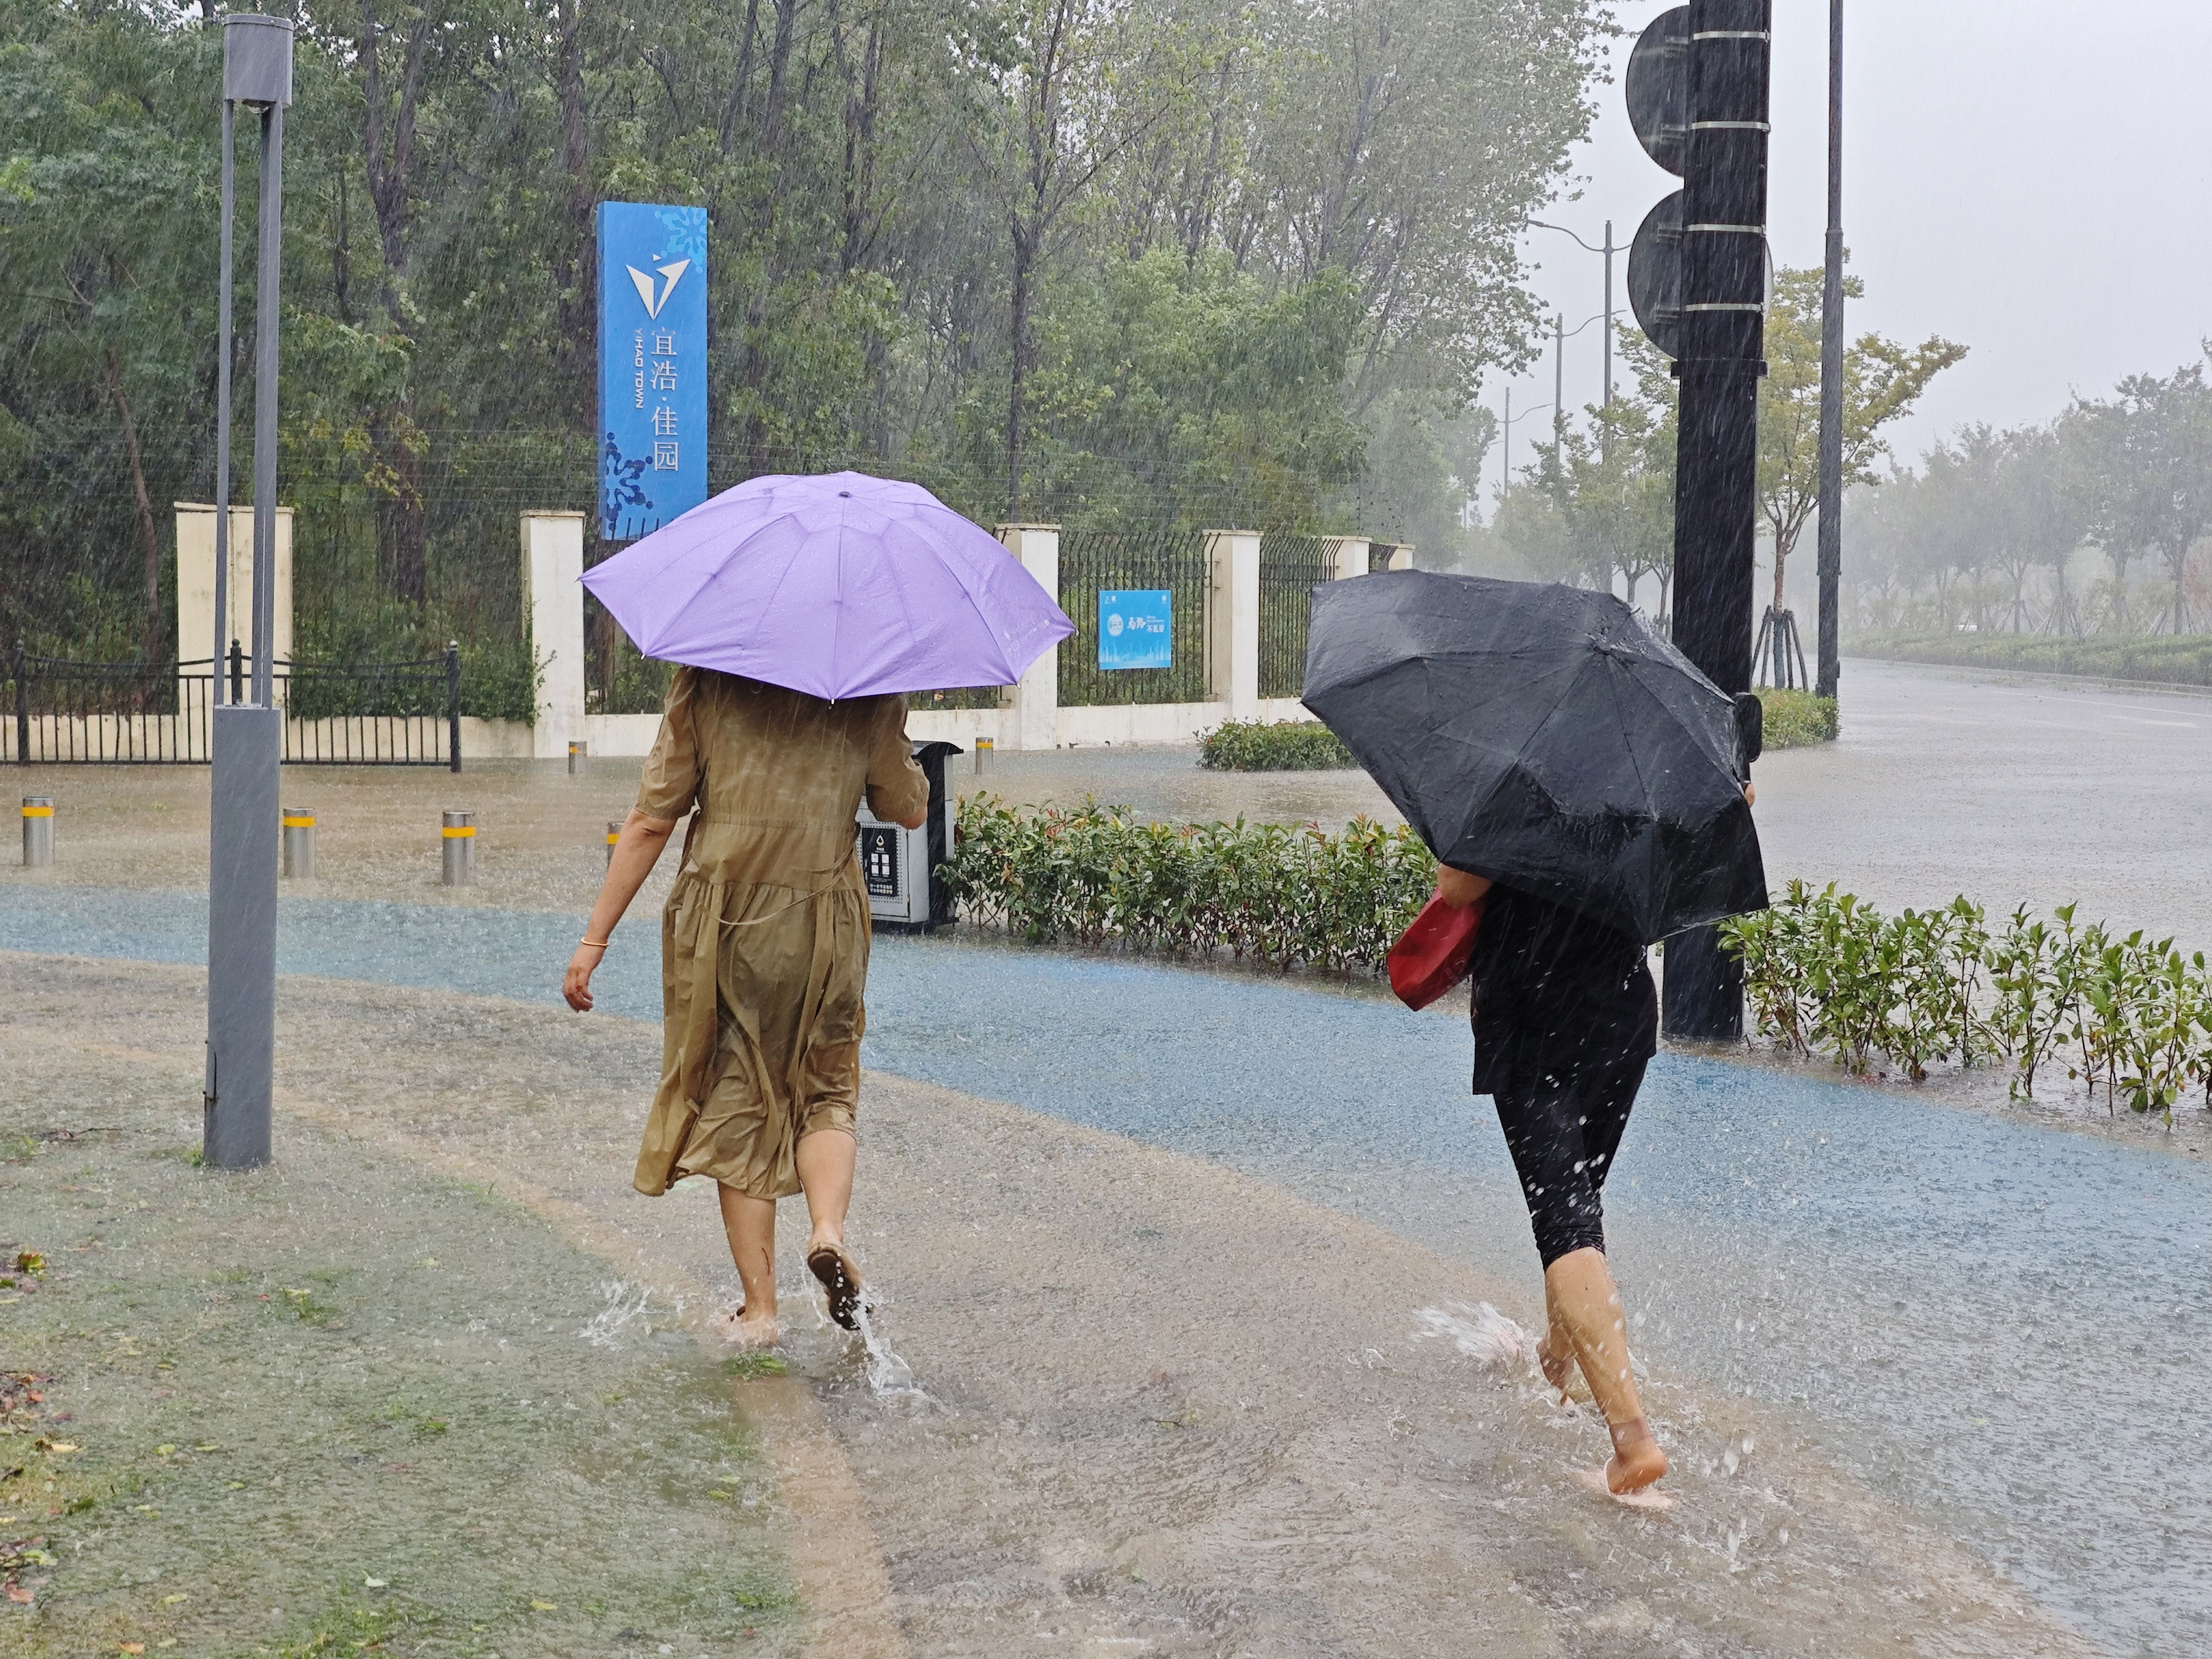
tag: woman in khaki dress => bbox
[563,665,929,1348]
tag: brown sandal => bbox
[807,1240,865,1330]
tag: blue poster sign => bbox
[597,201,708,541]
[1098,589,1173,671]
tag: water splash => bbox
[577,1280,652,1348]
[848,1299,929,1403]
[1414,1301,1540,1374]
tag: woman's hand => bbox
[563,942,605,1012]
[563,810,678,1013]
[1434,865,1492,910]
[1743,780,1757,808]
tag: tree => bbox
[2066,361,2212,634]
[1755,265,1964,645]
[1528,394,1674,615]
[0,0,1614,667]
[0,0,215,662]
[969,0,1199,516]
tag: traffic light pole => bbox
[1661,0,1770,1044]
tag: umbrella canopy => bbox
[1302,571,1766,942]
[579,470,1073,701]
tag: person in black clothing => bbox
[1433,778,1754,1503]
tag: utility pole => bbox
[1815,0,1844,699]
[205,14,293,1170]
[1661,0,1770,1043]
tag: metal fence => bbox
[8,641,461,768]
[1056,526,1210,706]
[1258,531,1335,699]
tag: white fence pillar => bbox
[1387,543,1415,571]
[1324,535,1372,582]
[174,502,293,672]
[522,511,586,762]
[1205,528,1261,720]
[997,523,1060,750]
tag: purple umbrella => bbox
[579,470,1073,700]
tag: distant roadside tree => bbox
[2065,362,2212,634]
[1754,266,1965,635]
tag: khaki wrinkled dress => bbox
[631,666,928,1201]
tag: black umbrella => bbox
[1301,571,1766,943]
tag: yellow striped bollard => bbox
[21,797,53,868]
[441,810,476,886]
[280,807,315,880]
[605,819,621,868]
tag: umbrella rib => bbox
[1440,651,1593,856]
[658,509,805,649]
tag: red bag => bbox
[1387,891,1486,1011]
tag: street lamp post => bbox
[204,12,294,1171]
[1815,0,1845,699]
[1529,220,1619,414]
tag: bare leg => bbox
[796,1128,857,1251]
[716,1183,781,1347]
[797,1129,865,1328]
[1536,1280,1587,1403]
[1545,1246,1667,1493]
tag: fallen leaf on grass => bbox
[119,1644,145,1654]
[363,1576,387,1589]
[160,1593,187,1604]
[530,1600,558,1611]
[4,1587,32,1606]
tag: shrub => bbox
[1759,689,1838,748]
[1197,718,1358,771]
[1846,629,2212,690]
[1723,880,2212,1115]
[944,794,1434,974]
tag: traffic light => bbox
[1624,0,1772,1044]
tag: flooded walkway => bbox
[4,884,2205,1654]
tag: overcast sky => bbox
[1496,0,2212,494]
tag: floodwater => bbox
[3,882,2207,1655]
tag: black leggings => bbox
[1489,1048,1650,1269]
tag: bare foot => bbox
[1536,1329,1585,1405]
[1604,1415,1668,1493]
[1571,1464,1674,1510]
[710,1305,779,1351]
[806,1235,866,1331]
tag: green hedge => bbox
[945,794,1434,973]
[1197,718,1358,771]
[1198,701,1835,767]
[1849,630,2212,689]
[1760,689,1839,748]
[1722,880,2212,1114]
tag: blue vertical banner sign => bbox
[597,202,709,540]
[1097,589,1174,671]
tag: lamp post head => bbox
[222,14,294,110]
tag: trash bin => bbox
[855,740,962,933]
